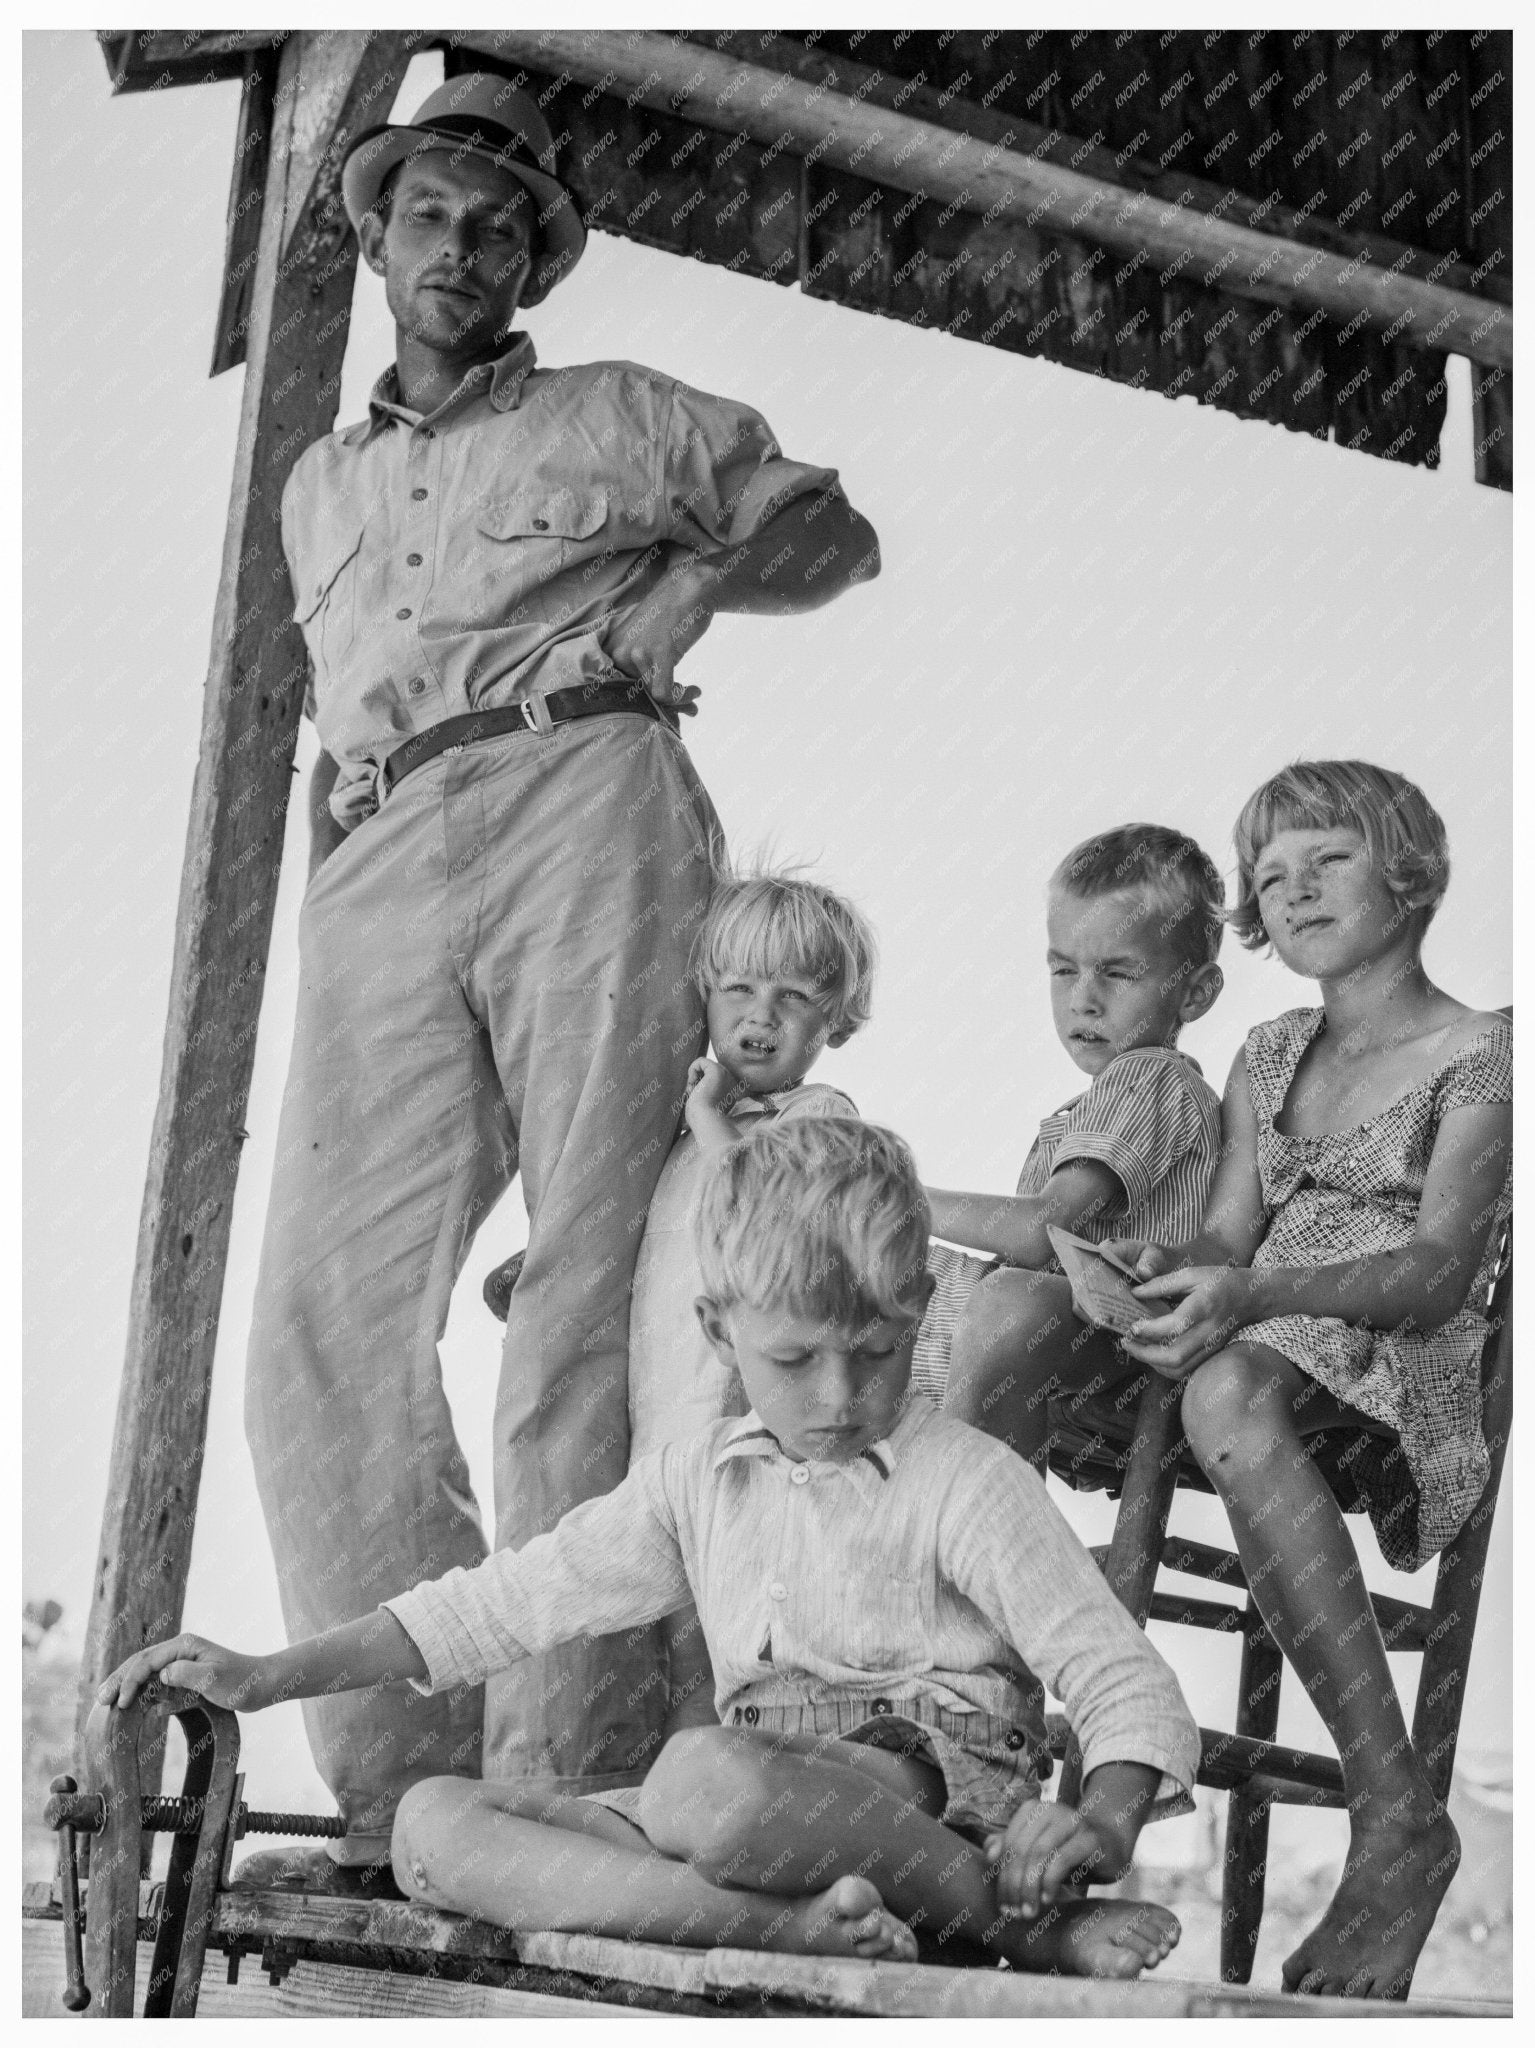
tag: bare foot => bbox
[771,1875,918,1962]
[1003,1896,1181,1978]
[1282,1802,1460,2000]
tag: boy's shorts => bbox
[910,1243,1150,1433]
[910,1241,997,1400]
[580,1694,1046,1844]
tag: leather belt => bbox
[381,681,666,795]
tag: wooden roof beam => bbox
[462,29,1511,371]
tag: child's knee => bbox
[963,1270,1074,1366]
[1180,1352,1282,1469]
[641,1726,776,1871]
[391,1775,470,1900]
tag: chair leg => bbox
[1219,1620,1283,1984]
[1412,1299,1512,1808]
[1059,1376,1183,1805]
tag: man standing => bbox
[243,72,879,1884]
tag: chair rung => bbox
[1196,1727,1344,1799]
[1244,1770,1348,1810]
[1142,1540,1429,1649]
[1148,1590,1246,1633]
[1160,1537,1248,1589]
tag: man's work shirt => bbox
[281,333,845,813]
[385,1396,1200,1812]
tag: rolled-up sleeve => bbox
[383,1453,693,1695]
[941,1448,1200,1818]
[663,382,843,550]
[1048,1053,1202,1216]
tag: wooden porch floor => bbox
[21,1886,1513,2020]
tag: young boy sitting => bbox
[102,1119,1197,1978]
[916,825,1225,1471]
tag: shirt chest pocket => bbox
[293,524,366,676]
[461,489,612,623]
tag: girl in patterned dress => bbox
[1108,761,1511,2005]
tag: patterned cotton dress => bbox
[1240,1008,1512,1573]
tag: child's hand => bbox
[328,776,379,831]
[684,1058,734,1120]
[97,1632,275,1715]
[1098,1238,1168,1283]
[985,1800,1118,1919]
[1123,1265,1251,1375]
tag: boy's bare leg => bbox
[391,1774,914,1959]
[1181,1344,1459,2000]
[947,1269,1125,1472]
[643,1727,1180,1979]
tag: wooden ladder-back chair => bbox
[1050,1222,1513,1986]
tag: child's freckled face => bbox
[706,972,840,1095]
[1046,888,1194,1075]
[697,1298,926,1463]
[1253,827,1406,978]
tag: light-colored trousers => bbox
[244,715,720,1851]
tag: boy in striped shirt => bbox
[917,825,1225,1471]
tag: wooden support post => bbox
[467,30,1512,370]
[76,30,416,1749]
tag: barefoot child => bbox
[103,1118,1197,1979]
[916,825,1225,1471]
[1113,761,1511,2001]
[487,868,873,1735]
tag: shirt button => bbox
[1005,1728,1027,1751]
[408,677,427,697]
[769,1581,788,1601]
[531,515,549,530]
[789,1464,809,1486]
[743,1705,760,1726]
[871,1697,893,1716]
[411,487,428,501]
[406,552,423,567]
[396,607,413,621]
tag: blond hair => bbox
[692,868,877,1037]
[1230,760,1450,951]
[695,1118,930,1326]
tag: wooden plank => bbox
[1466,32,1512,489]
[23,1893,1512,2019]
[75,29,416,1755]
[22,1919,646,2020]
[96,29,283,92]
[468,30,1511,369]
[211,50,280,377]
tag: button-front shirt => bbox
[281,334,843,810]
[386,1396,1199,1807]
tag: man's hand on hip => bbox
[605,558,715,716]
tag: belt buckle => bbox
[520,693,554,736]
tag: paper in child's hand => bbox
[1047,1227,1146,1336]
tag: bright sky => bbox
[24,35,1512,1844]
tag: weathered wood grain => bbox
[75,29,417,1755]
[23,1893,1510,2020]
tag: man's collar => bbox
[714,1409,902,1489]
[343,332,538,445]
